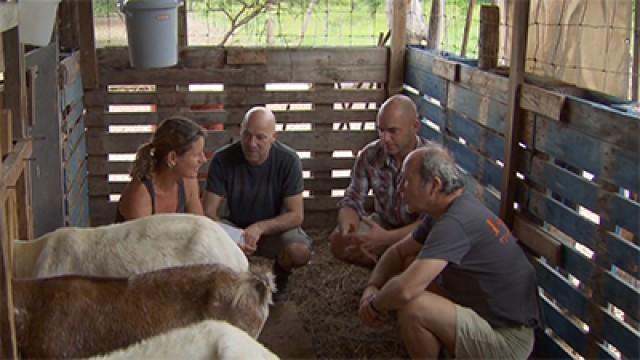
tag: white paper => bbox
[219,222,244,246]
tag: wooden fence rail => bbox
[85,47,387,227]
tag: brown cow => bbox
[15,264,274,359]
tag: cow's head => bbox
[211,266,274,338]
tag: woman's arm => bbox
[184,177,204,215]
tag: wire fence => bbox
[94,0,483,50]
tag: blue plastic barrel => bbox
[119,0,182,69]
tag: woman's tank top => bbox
[114,178,186,223]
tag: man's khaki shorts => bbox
[455,305,534,359]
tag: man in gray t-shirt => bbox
[359,145,540,359]
[203,107,312,303]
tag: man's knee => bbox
[281,242,311,268]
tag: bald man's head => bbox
[376,94,420,161]
[240,107,277,165]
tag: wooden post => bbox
[499,0,530,228]
[388,0,408,95]
[426,0,443,49]
[632,0,639,101]
[77,0,98,89]
[478,5,499,70]
[0,168,18,359]
[2,27,27,139]
[178,0,188,49]
[58,0,79,50]
[460,0,476,57]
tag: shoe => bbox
[272,287,289,304]
[272,262,291,304]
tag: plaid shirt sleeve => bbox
[337,148,371,217]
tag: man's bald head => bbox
[241,107,276,133]
[376,94,420,161]
[240,107,277,165]
[377,94,419,126]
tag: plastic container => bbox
[18,0,62,46]
[119,0,182,69]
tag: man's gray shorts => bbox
[223,219,312,260]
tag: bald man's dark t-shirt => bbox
[206,141,304,228]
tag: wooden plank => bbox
[77,0,98,88]
[536,260,638,358]
[90,196,344,227]
[405,61,448,103]
[444,136,502,191]
[63,116,85,161]
[226,48,267,65]
[98,47,388,70]
[86,108,377,128]
[418,121,444,144]
[539,295,591,358]
[534,115,639,193]
[563,96,638,154]
[388,0,409,95]
[521,83,566,122]
[61,77,84,111]
[499,0,530,228]
[526,155,640,242]
[85,87,385,107]
[99,177,352,197]
[100,65,387,86]
[432,57,459,82]
[478,5,499,70]
[87,130,377,154]
[89,156,355,176]
[513,214,562,266]
[0,140,32,204]
[561,246,640,324]
[59,51,83,92]
[458,62,509,103]
[447,109,505,162]
[447,83,506,134]
[0,2,17,34]
[61,99,84,135]
[2,27,26,139]
[0,110,11,158]
[525,186,639,278]
[407,92,446,129]
[0,202,17,359]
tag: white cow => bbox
[13,214,248,278]
[92,320,278,360]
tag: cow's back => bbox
[22,214,248,278]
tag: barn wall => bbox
[405,46,639,359]
[84,47,387,227]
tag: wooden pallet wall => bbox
[405,46,639,359]
[85,47,387,227]
[60,51,90,227]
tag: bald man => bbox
[204,107,312,303]
[330,94,429,268]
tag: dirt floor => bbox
[256,228,409,359]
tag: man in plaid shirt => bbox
[329,94,428,268]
